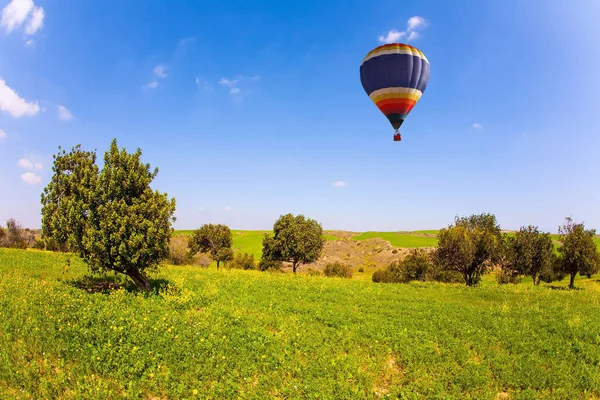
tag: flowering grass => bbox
[1,248,599,399]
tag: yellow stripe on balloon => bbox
[361,44,429,65]
[368,87,422,103]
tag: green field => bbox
[352,232,439,248]
[2,248,600,399]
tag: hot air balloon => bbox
[360,43,430,142]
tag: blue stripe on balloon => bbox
[360,53,429,95]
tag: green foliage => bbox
[401,248,436,281]
[372,260,407,283]
[323,262,352,278]
[40,139,177,291]
[557,217,600,288]
[1,248,600,398]
[305,267,321,276]
[257,259,283,272]
[261,213,325,273]
[358,266,364,273]
[503,226,557,285]
[188,224,233,269]
[228,252,256,270]
[495,268,522,284]
[435,213,503,286]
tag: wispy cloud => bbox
[218,75,259,98]
[378,16,428,44]
[473,122,483,129]
[198,206,204,211]
[0,128,6,140]
[21,171,41,185]
[0,78,40,118]
[195,76,211,92]
[333,180,348,187]
[144,64,168,89]
[1,0,45,40]
[57,105,73,121]
[223,206,233,211]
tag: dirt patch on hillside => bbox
[300,235,434,272]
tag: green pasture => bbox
[352,231,439,248]
[1,248,599,399]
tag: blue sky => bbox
[1,0,599,233]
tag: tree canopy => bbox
[40,139,177,291]
[188,224,234,268]
[435,213,503,286]
[262,213,325,273]
[556,217,600,289]
[504,225,557,285]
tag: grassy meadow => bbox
[1,248,600,399]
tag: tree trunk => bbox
[126,269,151,292]
[217,260,220,269]
[293,261,298,274]
[569,273,576,289]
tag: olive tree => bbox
[556,217,600,289]
[435,213,503,286]
[41,139,176,291]
[504,225,557,285]
[262,213,325,273]
[188,224,233,268]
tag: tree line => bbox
[22,138,600,291]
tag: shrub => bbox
[5,218,29,249]
[0,225,5,247]
[33,240,46,250]
[402,249,436,281]
[323,262,352,278]
[191,253,212,268]
[258,259,283,272]
[496,268,522,284]
[431,270,464,283]
[372,261,408,283]
[306,268,321,276]
[358,267,364,273]
[168,236,192,265]
[392,249,398,254]
[229,252,256,270]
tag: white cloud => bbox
[17,157,42,171]
[223,206,232,211]
[1,0,44,38]
[379,16,428,44]
[25,38,34,46]
[218,78,239,87]
[0,129,6,140]
[57,105,73,121]
[24,5,43,34]
[333,180,348,187]
[1,0,33,32]
[153,65,167,79]
[230,87,241,94]
[198,207,204,211]
[143,65,168,89]
[473,122,482,129]
[21,171,41,185]
[0,78,40,117]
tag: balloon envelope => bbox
[360,43,430,131]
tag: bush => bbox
[372,261,408,283]
[392,249,398,254]
[323,262,352,278]
[431,270,464,283]
[306,268,321,276]
[0,225,5,247]
[228,252,256,270]
[5,218,30,249]
[496,268,522,284]
[33,240,46,250]
[168,236,192,265]
[43,237,70,252]
[258,259,283,272]
[358,267,364,273]
[191,253,212,268]
[402,249,436,281]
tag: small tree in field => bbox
[435,213,503,286]
[504,225,557,285]
[556,217,600,289]
[188,224,233,268]
[262,213,325,273]
[41,139,177,291]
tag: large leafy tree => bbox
[188,224,233,268]
[504,225,557,285]
[556,217,600,289]
[435,213,503,286]
[41,139,176,291]
[261,213,325,273]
